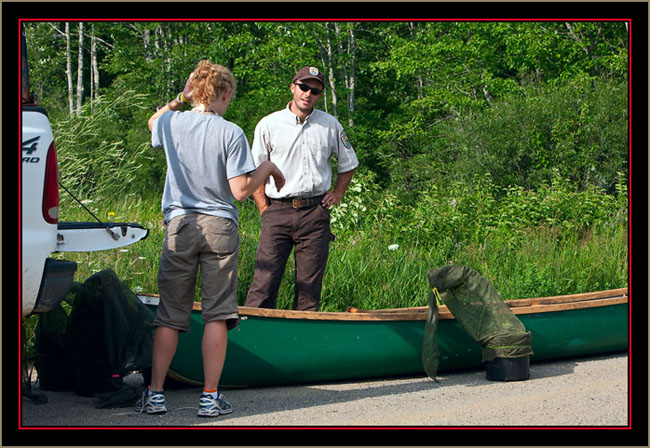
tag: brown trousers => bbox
[245,200,332,311]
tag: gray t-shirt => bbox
[152,110,256,225]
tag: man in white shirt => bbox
[245,66,359,311]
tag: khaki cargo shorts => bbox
[154,213,240,332]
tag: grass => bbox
[52,188,628,311]
[455,223,628,301]
[55,191,165,295]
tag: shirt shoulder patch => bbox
[340,130,352,149]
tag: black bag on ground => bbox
[64,269,155,397]
[33,300,75,392]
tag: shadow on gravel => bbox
[216,354,621,422]
[21,353,627,427]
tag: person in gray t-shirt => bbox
[139,60,284,418]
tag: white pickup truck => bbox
[20,25,148,317]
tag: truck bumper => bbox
[32,258,78,314]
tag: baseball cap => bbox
[293,66,325,87]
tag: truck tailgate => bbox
[57,222,149,252]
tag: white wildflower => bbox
[388,244,399,251]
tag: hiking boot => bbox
[135,388,167,415]
[197,392,232,417]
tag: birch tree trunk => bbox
[334,23,357,127]
[409,22,425,100]
[144,28,152,62]
[90,23,100,104]
[334,23,348,120]
[76,22,84,115]
[165,24,173,99]
[325,23,338,119]
[65,22,74,115]
[317,50,329,115]
[347,24,357,127]
[313,24,330,114]
[89,25,94,104]
[154,24,174,103]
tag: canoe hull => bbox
[146,297,628,388]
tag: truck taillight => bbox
[42,141,59,224]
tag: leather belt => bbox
[270,195,324,209]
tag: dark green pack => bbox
[65,269,155,398]
[422,265,533,380]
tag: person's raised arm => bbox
[148,74,193,131]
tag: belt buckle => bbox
[292,198,301,209]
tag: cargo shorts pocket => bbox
[203,216,239,256]
[164,216,192,253]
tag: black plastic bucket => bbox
[485,356,530,381]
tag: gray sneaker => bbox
[135,389,167,415]
[197,392,232,417]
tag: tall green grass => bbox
[52,169,628,312]
[54,192,164,295]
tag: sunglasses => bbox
[295,83,323,95]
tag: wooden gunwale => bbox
[137,288,627,322]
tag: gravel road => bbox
[21,352,629,429]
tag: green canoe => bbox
[137,288,628,388]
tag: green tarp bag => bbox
[422,265,533,380]
[421,289,440,380]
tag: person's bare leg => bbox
[202,320,228,390]
[150,326,179,390]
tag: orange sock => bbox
[203,388,218,398]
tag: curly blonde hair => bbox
[191,60,236,106]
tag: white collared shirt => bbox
[251,104,359,199]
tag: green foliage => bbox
[24,21,629,195]
[24,22,70,117]
[455,221,628,301]
[395,77,628,194]
[330,169,380,234]
[24,20,628,314]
